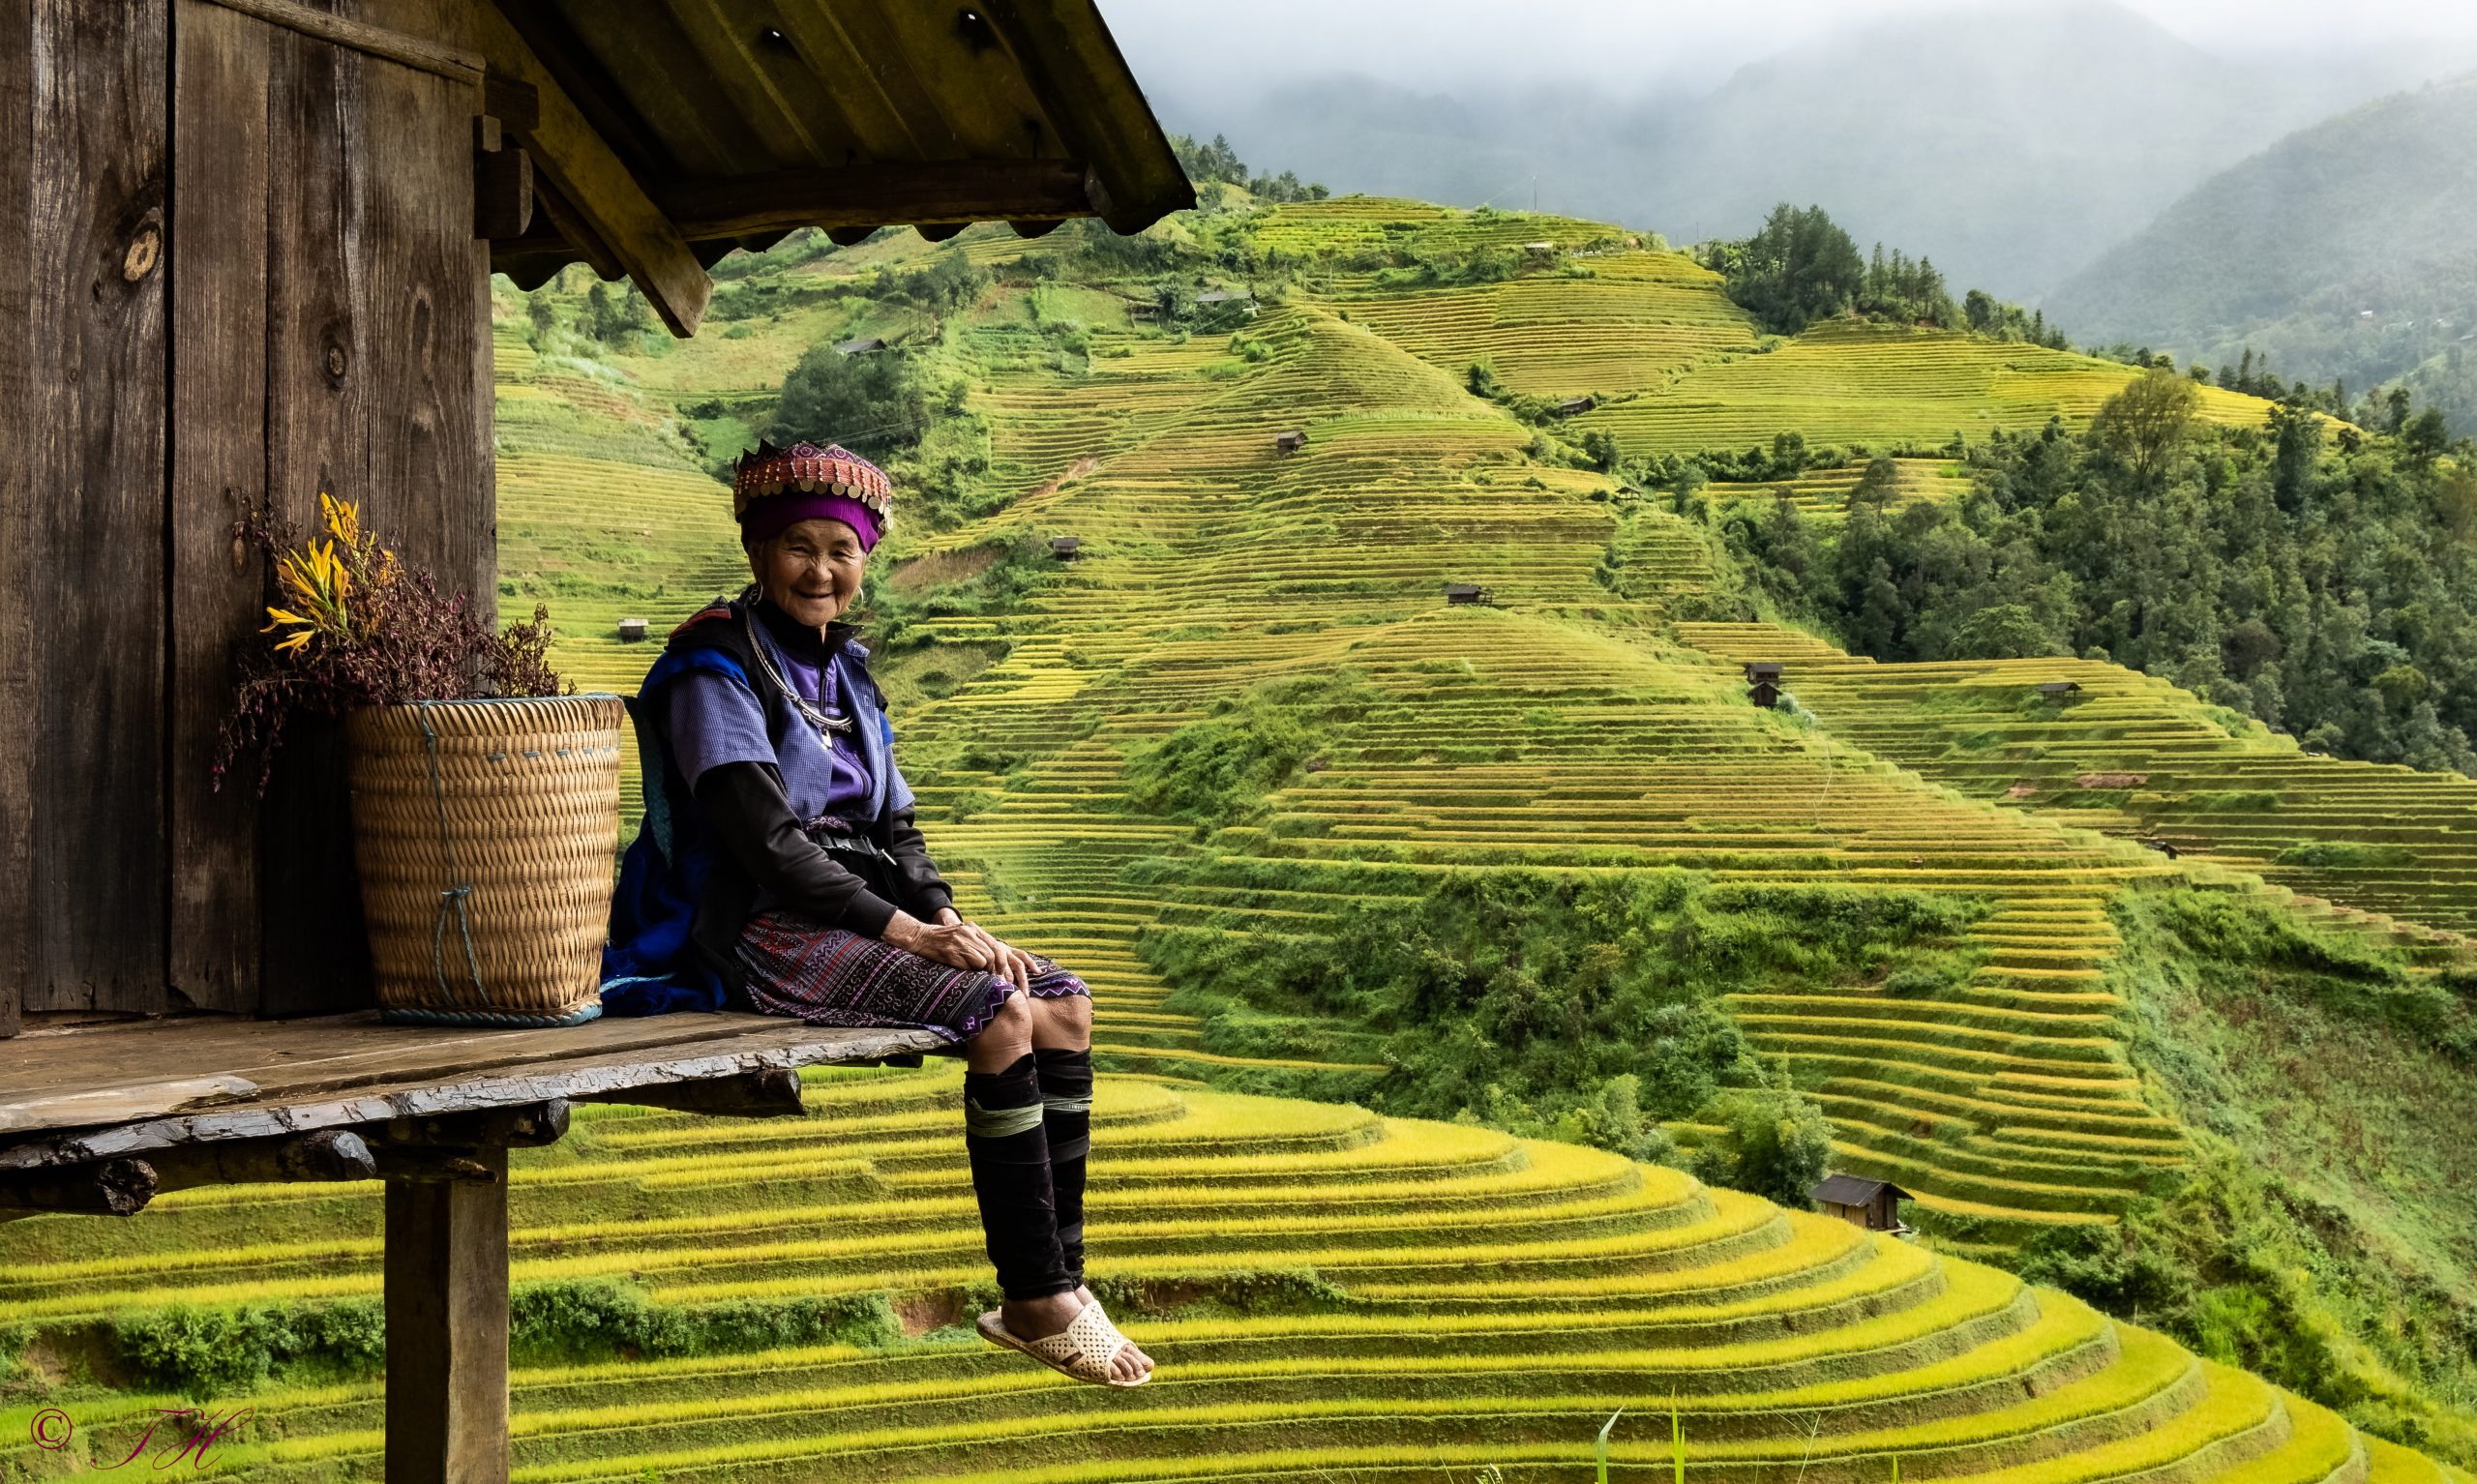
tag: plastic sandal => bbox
[977,1297,1151,1387]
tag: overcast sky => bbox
[1105,0,2477,103]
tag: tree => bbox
[2402,409,2449,465]
[765,342,928,453]
[1718,203,1866,334]
[2090,369,2199,486]
[1698,1084,1835,1206]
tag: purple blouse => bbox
[664,618,877,827]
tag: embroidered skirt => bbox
[734,909,1089,1044]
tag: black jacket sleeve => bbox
[884,804,955,920]
[692,759,901,936]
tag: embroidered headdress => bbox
[731,439,892,552]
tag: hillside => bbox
[7,196,2473,1478]
[2043,74,2477,431]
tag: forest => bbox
[1706,371,2477,775]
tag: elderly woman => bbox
[598,439,1152,1388]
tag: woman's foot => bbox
[999,1285,1153,1383]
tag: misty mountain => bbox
[1154,0,2427,300]
[2042,75,2477,428]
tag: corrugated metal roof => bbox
[489,0,1192,296]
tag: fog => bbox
[1106,0,2477,104]
[1096,0,2477,302]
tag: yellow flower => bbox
[318,491,361,547]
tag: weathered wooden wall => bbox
[3,0,493,1035]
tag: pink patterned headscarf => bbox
[731,440,891,553]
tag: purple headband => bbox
[740,491,881,552]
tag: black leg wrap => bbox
[1034,1046,1093,1285]
[962,1051,1075,1301]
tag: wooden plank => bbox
[0,1076,260,1136]
[25,0,171,1015]
[0,1019,946,1170]
[467,2,708,336]
[258,14,373,1013]
[384,1144,510,1484]
[168,0,275,1011]
[0,0,34,1038]
[654,158,1093,240]
[356,0,492,621]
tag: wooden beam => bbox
[147,1127,375,1195]
[972,0,1194,235]
[577,1068,806,1119]
[0,1155,156,1215]
[468,2,706,336]
[196,0,481,85]
[653,158,1091,240]
[370,1099,570,1151]
[384,1143,509,1484]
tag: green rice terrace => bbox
[6,196,2473,1478]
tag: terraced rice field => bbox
[1565,319,2268,457]
[4,1062,2461,1482]
[1248,194,1623,261]
[1327,250,1760,399]
[1672,622,2477,949]
[134,223,2444,1476]
[1706,459,1972,520]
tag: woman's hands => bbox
[882,907,1037,991]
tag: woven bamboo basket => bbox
[343,695,628,1027]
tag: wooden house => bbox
[2037,680,2082,700]
[616,616,648,642]
[1553,395,1597,417]
[1275,429,1308,454]
[1444,581,1493,607]
[834,336,887,355]
[1048,534,1082,559]
[0,4,1189,1477]
[1809,1173,1912,1233]
[1746,661,1784,709]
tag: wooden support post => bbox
[384,1143,509,1484]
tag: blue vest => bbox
[597,593,907,1015]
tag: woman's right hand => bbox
[883,912,1032,989]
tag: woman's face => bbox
[750,518,866,628]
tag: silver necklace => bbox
[744,600,854,739]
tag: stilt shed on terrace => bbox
[1746,662,1784,708]
[1444,581,1493,607]
[1049,534,1083,558]
[1553,395,1597,417]
[836,335,889,354]
[0,3,1190,1477]
[1809,1173,1912,1233]
[1275,429,1309,454]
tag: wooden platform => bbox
[0,1006,956,1482]
[0,1007,950,1164]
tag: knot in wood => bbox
[121,227,160,282]
[325,342,349,378]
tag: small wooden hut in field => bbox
[1444,581,1493,607]
[1049,534,1082,559]
[835,335,888,355]
[616,616,648,642]
[1809,1173,1911,1232]
[1275,429,1308,454]
[2038,680,2082,700]
[1554,395,1597,417]
[0,4,1189,1477]
[1746,662,1784,708]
